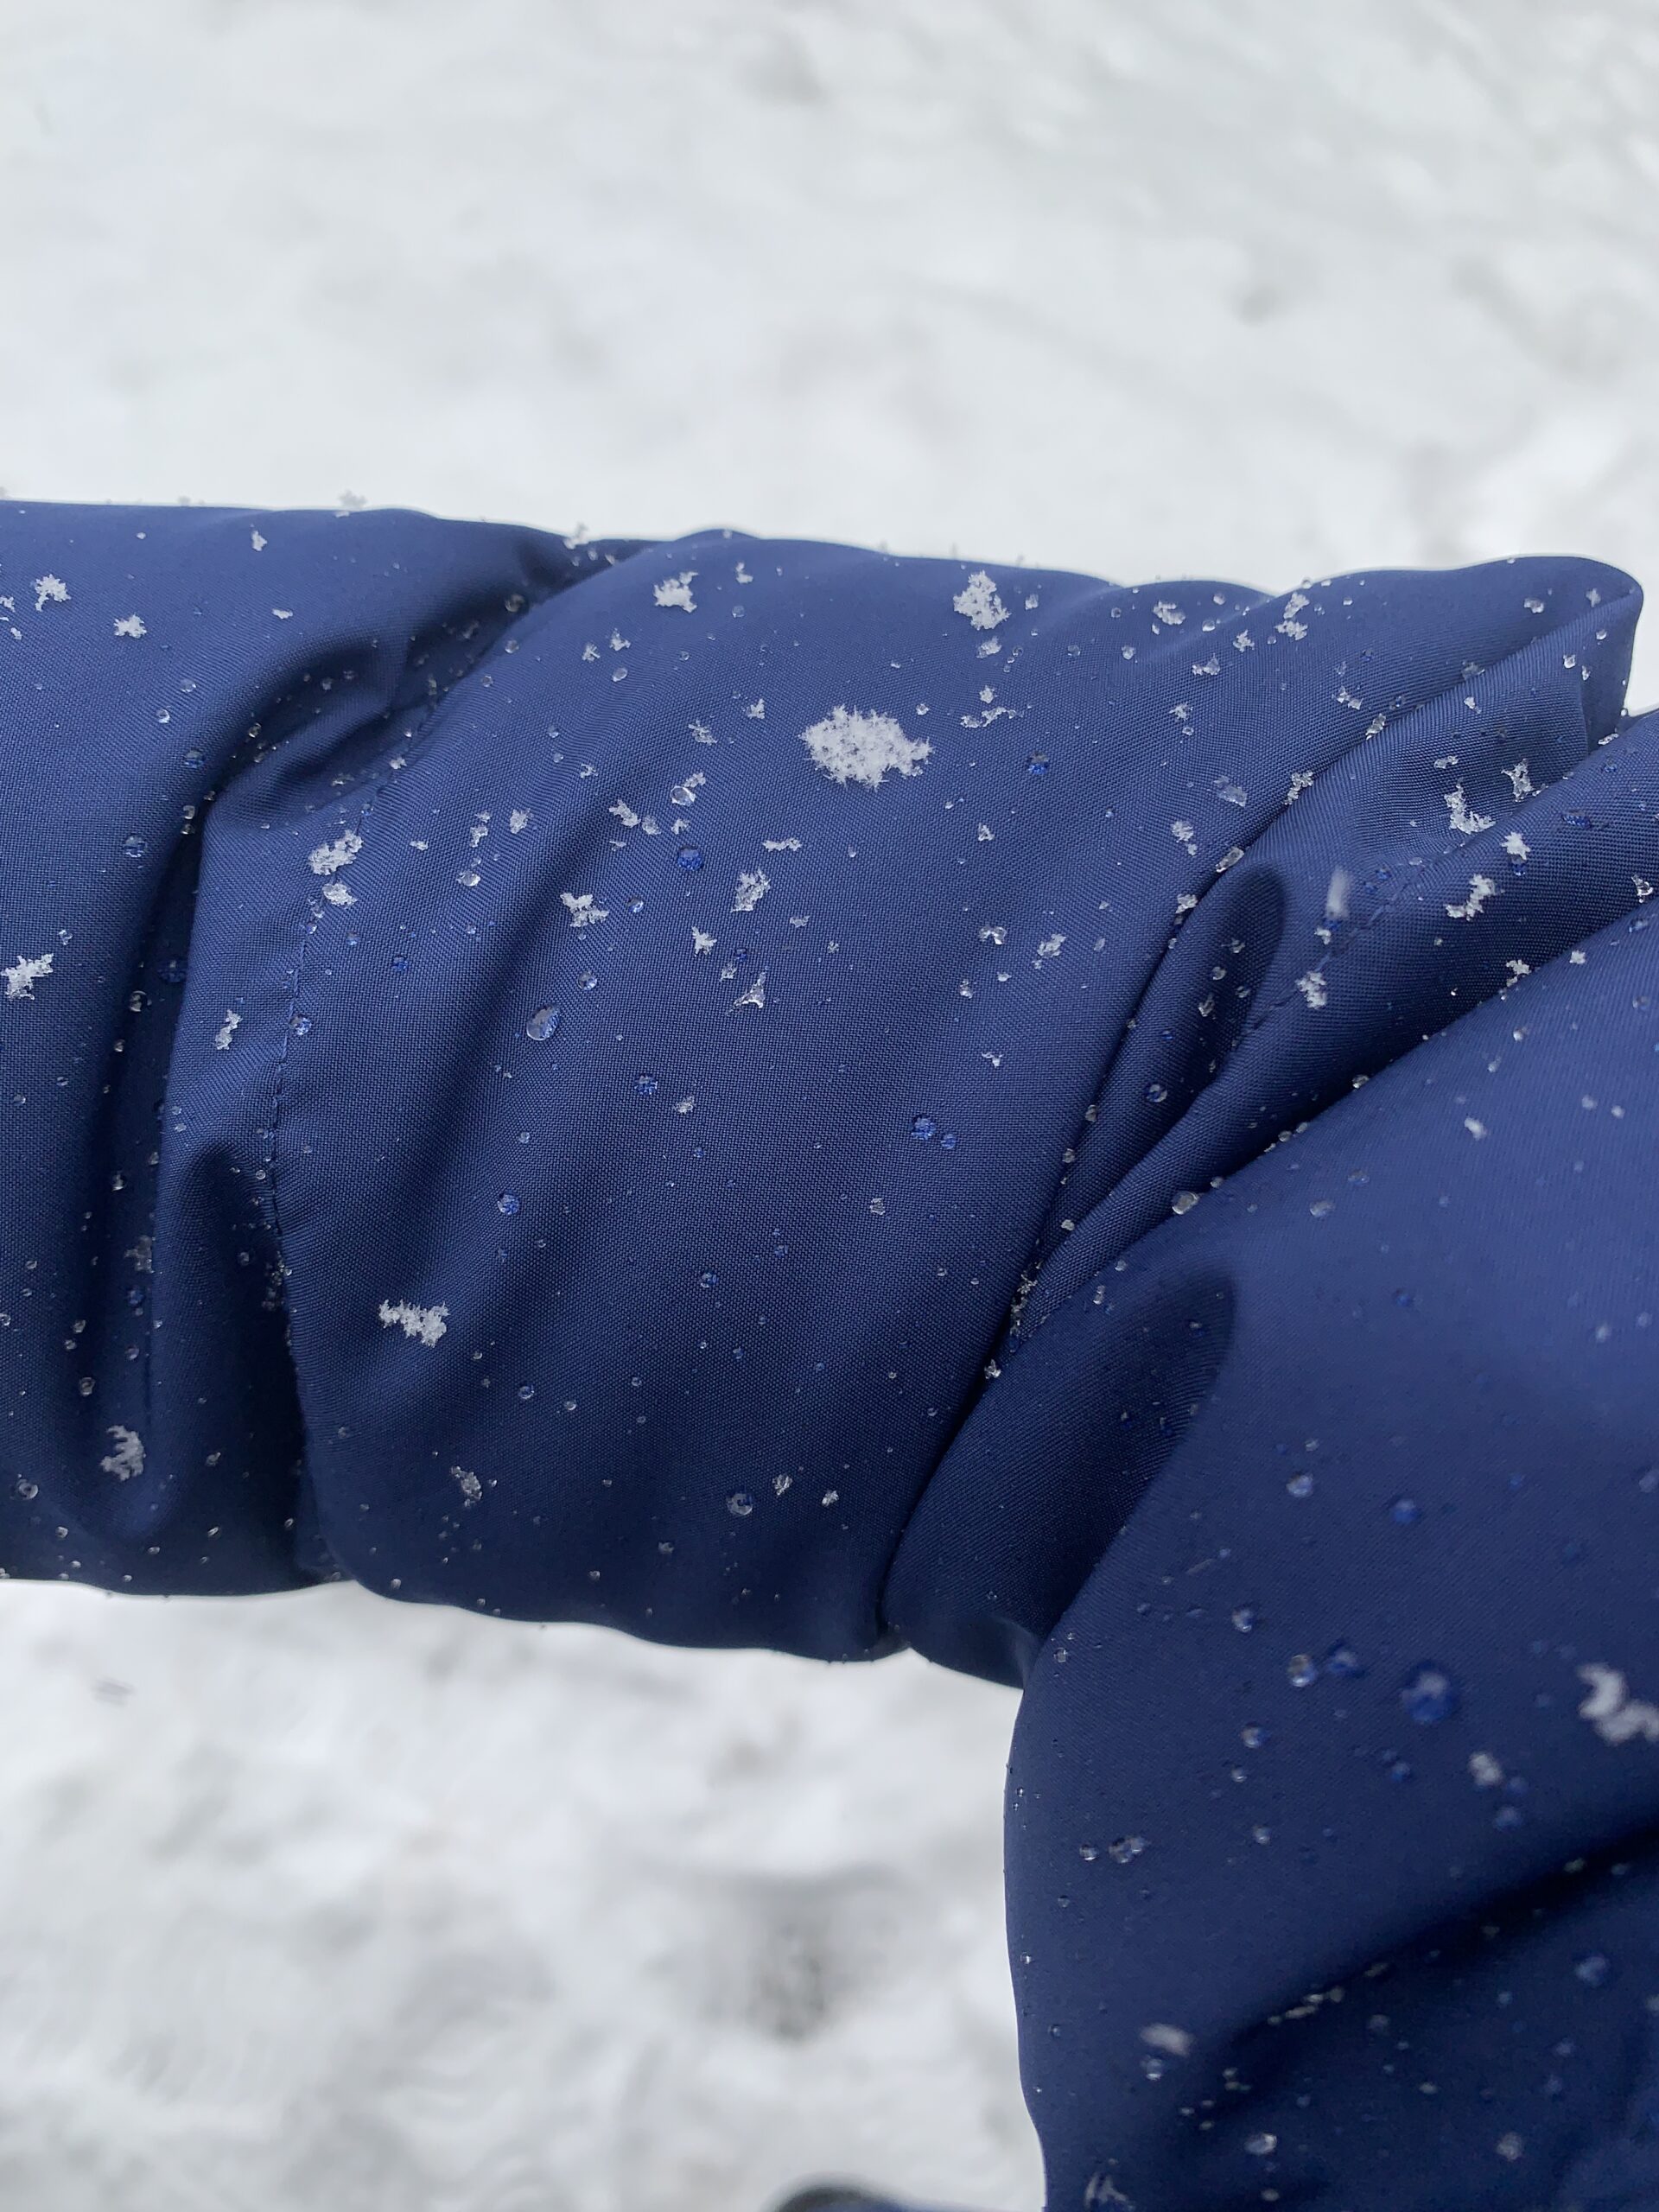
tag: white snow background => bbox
[3,4,1658,2208]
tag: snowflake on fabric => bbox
[378,1300,449,1346]
[952,571,1008,631]
[99,1426,145,1481]
[799,706,930,789]
[4,951,53,1001]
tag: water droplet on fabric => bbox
[1287,1653,1320,1688]
[525,1006,562,1040]
[123,836,147,859]
[497,1192,520,1216]
[677,846,703,871]
[911,1114,938,1140]
[726,1491,754,1517]
[1389,1496,1421,1525]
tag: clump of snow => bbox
[732,868,770,912]
[952,570,1007,630]
[378,1299,449,1346]
[1444,784,1495,836]
[800,705,931,789]
[308,830,363,877]
[32,575,68,610]
[99,1426,144,1481]
[1445,873,1497,920]
[1580,1663,1659,1746]
[653,570,697,610]
[112,613,147,638]
[213,1007,242,1049]
[1141,2024,1193,2058]
[3,951,53,1001]
[560,891,609,928]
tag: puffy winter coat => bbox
[3,502,1657,2210]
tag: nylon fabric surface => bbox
[3,503,1657,2209]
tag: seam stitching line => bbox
[258,588,560,1555]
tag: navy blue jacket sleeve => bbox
[3,502,1657,2210]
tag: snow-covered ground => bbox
[3,5,1656,2206]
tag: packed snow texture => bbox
[3,4,1659,2209]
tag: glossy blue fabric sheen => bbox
[3,505,1658,2209]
